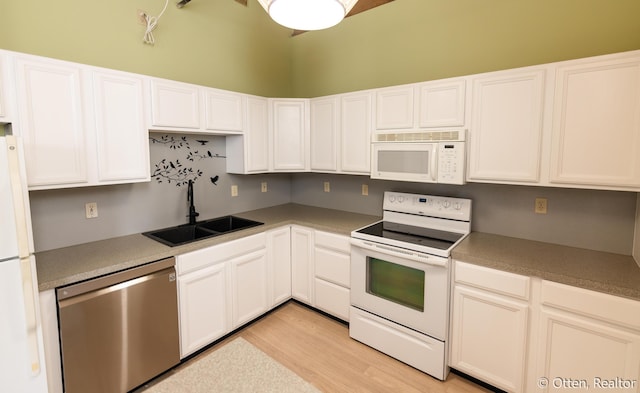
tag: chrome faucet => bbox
[187,180,199,225]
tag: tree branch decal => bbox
[150,135,226,187]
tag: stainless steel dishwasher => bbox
[56,257,180,393]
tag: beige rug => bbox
[143,338,321,393]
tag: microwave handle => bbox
[430,145,437,181]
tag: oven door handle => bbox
[350,239,448,267]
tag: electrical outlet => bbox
[85,202,98,219]
[362,184,369,196]
[261,182,267,193]
[231,185,238,197]
[535,197,547,214]
[324,182,330,192]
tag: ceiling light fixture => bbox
[256,0,359,31]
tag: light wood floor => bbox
[153,301,494,393]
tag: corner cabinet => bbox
[271,98,309,172]
[13,53,149,189]
[226,96,270,173]
[450,261,531,393]
[467,67,547,183]
[550,53,640,188]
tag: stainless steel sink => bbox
[143,216,263,247]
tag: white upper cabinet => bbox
[0,53,9,121]
[375,78,466,131]
[310,96,339,172]
[271,98,309,172]
[149,78,245,135]
[341,91,372,173]
[226,96,269,174]
[376,85,415,130]
[550,52,640,188]
[149,78,200,130]
[92,69,149,183]
[13,52,150,190]
[14,55,89,187]
[310,91,372,175]
[203,88,244,133]
[467,67,547,183]
[418,79,466,128]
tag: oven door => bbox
[350,238,450,340]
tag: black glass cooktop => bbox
[355,221,465,250]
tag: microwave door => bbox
[372,143,437,182]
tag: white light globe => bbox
[269,0,346,30]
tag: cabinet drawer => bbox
[541,280,640,330]
[314,278,350,321]
[454,261,530,300]
[314,230,350,253]
[177,233,266,275]
[314,247,350,287]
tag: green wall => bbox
[1,0,640,98]
[0,0,294,96]
[291,0,640,97]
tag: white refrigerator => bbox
[0,135,48,392]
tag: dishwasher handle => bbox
[57,257,175,300]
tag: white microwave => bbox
[370,130,466,184]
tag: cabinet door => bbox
[550,56,640,188]
[291,226,314,304]
[246,96,270,172]
[203,88,244,132]
[376,85,415,130]
[450,285,529,392]
[14,57,88,187]
[271,99,309,171]
[150,79,200,129]
[418,79,466,128]
[267,226,291,307]
[468,69,546,183]
[92,70,149,182]
[230,249,269,328]
[536,308,640,392]
[0,54,6,120]
[310,96,339,172]
[178,263,228,358]
[341,92,372,173]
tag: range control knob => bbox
[442,200,451,208]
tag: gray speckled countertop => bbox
[35,204,380,291]
[452,232,640,301]
[37,204,640,302]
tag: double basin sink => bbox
[143,216,263,247]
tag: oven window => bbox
[366,257,425,311]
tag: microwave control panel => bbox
[437,142,465,185]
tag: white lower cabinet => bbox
[178,262,229,358]
[450,261,530,392]
[176,233,265,358]
[533,281,640,393]
[451,261,640,393]
[230,248,269,329]
[267,226,291,306]
[313,230,351,321]
[291,225,315,305]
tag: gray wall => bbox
[29,134,292,252]
[290,173,637,255]
[28,135,637,255]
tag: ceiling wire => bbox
[143,0,169,45]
